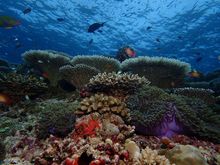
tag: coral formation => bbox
[22,50,71,86]
[0,140,6,161]
[59,64,100,89]
[0,72,48,104]
[87,72,150,96]
[35,100,78,139]
[76,94,131,121]
[165,145,208,165]
[172,87,217,104]
[121,56,191,88]
[127,85,220,143]
[71,55,120,73]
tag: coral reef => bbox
[121,56,191,88]
[172,87,217,104]
[165,145,208,165]
[0,72,48,105]
[76,94,131,121]
[22,50,71,86]
[71,55,120,73]
[35,100,78,139]
[0,140,6,161]
[59,64,100,89]
[127,85,220,143]
[87,72,150,96]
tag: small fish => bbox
[188,70,201,78]
[88,39,93,45]
[88,22,105,33]
[177,35,182,39]
[196,56,202,62]
[156,38,160,42]
[57,18,65,22]
[0,16,21,29]
[23,7,32,14]
[97,29,103,33]
[147,26,152,30]
[0,93,12,105]
[125,47,136,57]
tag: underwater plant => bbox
[22,50,71,86]
[121,56,191,88]
[59,64,100,90]
[71,55,121,73]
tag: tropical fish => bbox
[125,47,136,57]
[57,18,65,22]
[156,38,160,42]
[23,7,32,14]
[88,22,105,33]
[0,16,21,29]
[0,93,12,105]
[188,70,201,78]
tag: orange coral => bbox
[73,116,101,138]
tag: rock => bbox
[165,145,208,165]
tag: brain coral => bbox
[121,56,191,88]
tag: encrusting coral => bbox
[127,85,220,143]
[22,50,71,86]
[121,56,191,88]
[76,93,131,121]
[71,55,121,73]
[59,64,100,89]
[86,72,150,96]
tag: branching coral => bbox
[76,94,131,121]
[71,55,120,73]
[87,72,150,96]
[172,87,216,104]
[22,50,71,86]
[0,72,48,104]
[121,56,191,88]
[127,85,220,143]
[59,64,100,89]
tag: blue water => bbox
[0,0,220,73]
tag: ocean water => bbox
[0,0,220,73]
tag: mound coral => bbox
[35,100,78,139]
[87,72,150,96]
[0,72,48,105]
[71,55,120,73]
[127,85,220,143]
[76,94,131,121]
[22,50,71,86]
[165,145,208,165]
[59,64,100,89]
[121,56,191,88]
[172,87,216,104]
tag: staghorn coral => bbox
[76,94,131,121]
[0,72,48,104]
[121,56,191,88]
[35,100,78,139]
[127,85,220,143]
[87,72,150,96]
[71,55,120,73]
[59,64,100,89]
[22,50,71,86]
[172,87,216,104]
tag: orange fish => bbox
[125,47,136,57]
[0,93,12,105]
[188,70,201,78]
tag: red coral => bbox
[73,116,101,139]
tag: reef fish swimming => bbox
[88,22,105,33]
[0,16,21,29]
